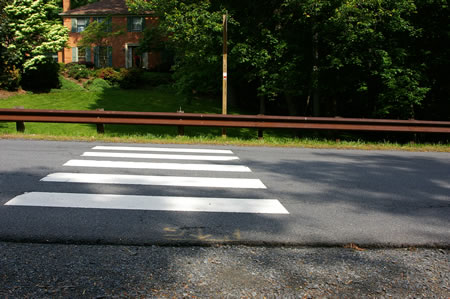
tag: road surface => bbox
[0,139,449,246]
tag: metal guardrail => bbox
[1,108,449,137]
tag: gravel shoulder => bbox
[0,242,448,298]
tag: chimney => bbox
[63,0,71,12]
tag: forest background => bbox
[1,0,449,121]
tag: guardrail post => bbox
[14,106,25,133]
[258,128,263,139]
[257,114,264,139]
[177,107,184,136]
[96,108,105,134]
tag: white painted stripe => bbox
[5,192,289,214]
[93,146,233,154]
[82,152,239,161]
[64,160,251,172]
[41,173,267,189]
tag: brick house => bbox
[58,0,160,69]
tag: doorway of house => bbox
[127,46,142,68]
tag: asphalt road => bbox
[0,139,449,246]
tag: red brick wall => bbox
[59,16,161,69]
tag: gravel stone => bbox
[0,242,448,298]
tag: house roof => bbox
[60,0,151,16]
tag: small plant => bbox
[58,62,67,73]
[96,67,121,84]
[0,65,21,91]
[66,63,91,80]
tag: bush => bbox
[0,65,21,91]
[66,63,91,80]
[96,67,121,84]
[83,78,111,92]
[21,58,60,91]
[118,68,143,89]
[58,62,67,73]
[79,61,95,69]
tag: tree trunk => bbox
[259,95,266,115]
[306,24,320,116]
[312,27,320,117]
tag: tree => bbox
[322,0,429,119]
[127,0,225,96]
[78,17,124,49]
[127,0,447,120]
[411,0,450,120]
[0,0,21,90]
[4,0,68,71]
[70,0,97,9]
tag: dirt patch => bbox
[0,89,26,99]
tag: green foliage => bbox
[118,68,144,89]
[1,0,20,90]
[115,0,450,120]
[83,78,111,92]
[138,26,166,53]
[66,63,92,80]
[3,0,68,70]
[96,67,121,84]
[0,65,21,91]
[78,17,124,48]
[128,0,224,96]
[21,57,60,91]
[70,0,97,9]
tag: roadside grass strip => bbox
[5,192,288,214]
[41,173,267,189]
[64,160,251,172]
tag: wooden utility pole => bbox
[222,13,228,137]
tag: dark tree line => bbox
[2,0,448,120]
[130,0,449,120]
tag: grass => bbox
[1,76,449,152]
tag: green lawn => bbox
[1,77,448,152]
[0,78,258,138]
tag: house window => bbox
[93,17,112,32]
[71,17,90,33]
[93,17,105,23]
[127,17,144,32]
[94,46,112,67]
[77,47,86,63]
[71,47,91,63]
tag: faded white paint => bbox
[41,173,267,189]
[6,192,289,214]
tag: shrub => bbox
[96,67,121,84]
[79,61,95,69]
[84,78,111,92]
[118,68,143,89]
[21,58,60,91]
[66,63,91,80]
[58,62,67,73]
[0,65,21,91]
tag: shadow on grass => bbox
[87,86,261,139]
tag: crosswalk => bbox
[5,145,289,214]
